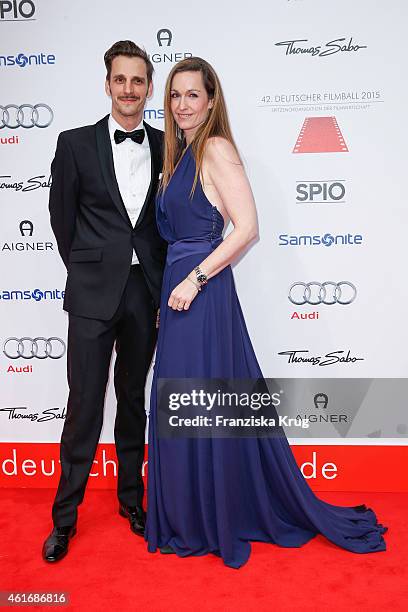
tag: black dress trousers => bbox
[52,265,157,526]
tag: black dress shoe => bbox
[119,504,146,537]
[42,525,76,563]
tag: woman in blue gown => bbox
[145,57,387,568]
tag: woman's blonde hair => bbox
[161,57,239,196]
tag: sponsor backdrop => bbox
[1,0,407,490]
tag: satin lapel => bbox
[95,115,131,226]
[134,121,161,229]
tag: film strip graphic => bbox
[293,117,349,154]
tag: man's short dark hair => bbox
[104,40,154,84]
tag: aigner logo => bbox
[151,28,192,64]
[314,393,329,410]
[157,28,172,46]
[295,391,348,426]
[275,37,367,57]
[1,220,54,253]
[0,0,35,21]
[294,392,348,426]
[19,219,33,236]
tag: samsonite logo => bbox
[0,288,64,301]
[0,52,55,67]
[278,232,363,246]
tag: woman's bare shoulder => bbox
[204,136,241,166]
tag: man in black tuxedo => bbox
[42,40,167,562]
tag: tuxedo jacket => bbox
[49,115,167,320]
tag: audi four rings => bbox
[3,337,66,359]
[288,281,357,305]
[0,104,54,129]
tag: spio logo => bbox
[0,0,35,20]
[19,219,33,236]
[157,28,172,47]
[296,181,346,203]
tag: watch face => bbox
[195,267,207,283]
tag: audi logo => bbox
[0,104,54,129]
[288,281,357,305]
[3,337,66,359]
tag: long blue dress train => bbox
[145,145,387,568]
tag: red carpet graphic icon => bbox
[293,117,349,154]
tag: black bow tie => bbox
[114,128,145,145]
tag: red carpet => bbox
[1,489,406,611]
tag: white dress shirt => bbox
[108,115,151,264]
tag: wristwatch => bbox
[194,266,208,286]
